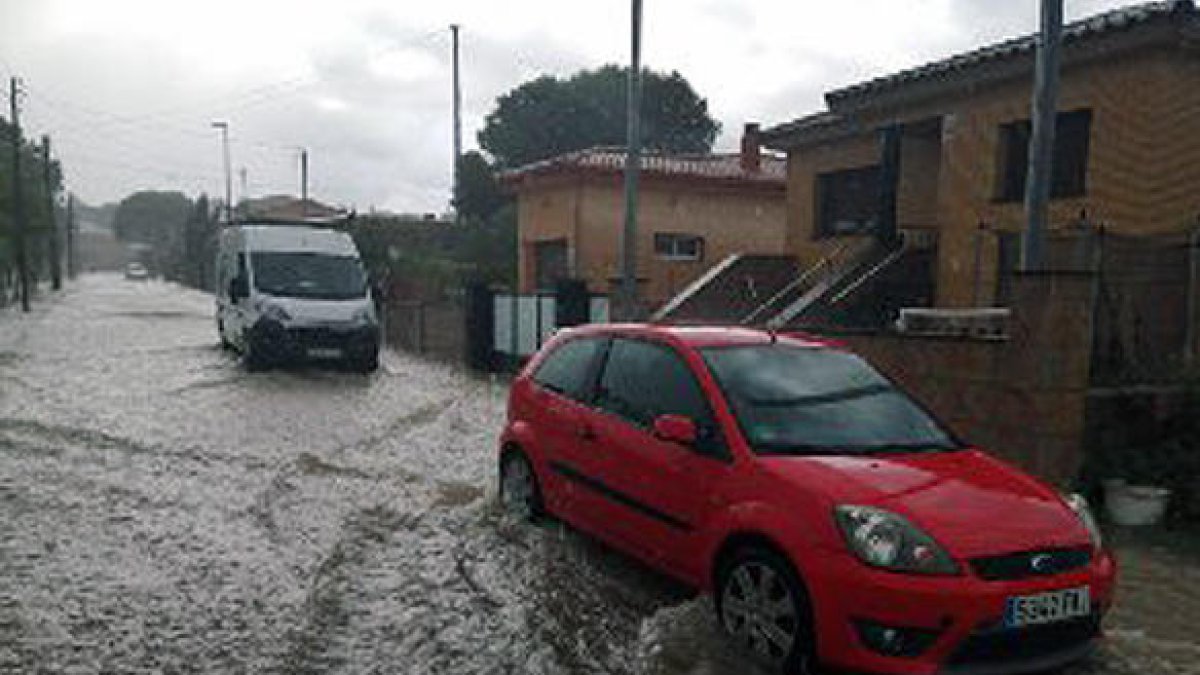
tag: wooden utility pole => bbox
[618,0,643,320]
[43,135,61,291]
[1022,0,1063,271]
[9,77,30,312]
[451,24,462,226]
[65,194,76,280]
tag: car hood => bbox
[762,449,1089,557]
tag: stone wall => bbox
[840,272,1094,487]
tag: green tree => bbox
[454,151,507,222]
[112,191,192,247]
[1,121,64,303]
[478,65,720,169]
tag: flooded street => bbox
[0,275,1195,674]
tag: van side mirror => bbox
[230,276,249,300]
[652,414,697,446]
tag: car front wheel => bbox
[716,547,814,673]
[499,450,542,520]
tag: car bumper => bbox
[250,319,379,363]
[806,548,1117,675]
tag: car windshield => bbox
[701,345,959,455]
[250,252,367,300]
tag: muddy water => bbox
[0,275,1187,674]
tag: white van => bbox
[215,223,380,371]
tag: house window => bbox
[996,109,1092,202]
[816,165,880,237]
[654,233,704,261]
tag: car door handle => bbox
[577,424,597,441]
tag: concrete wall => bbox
[516,175,786,305]
[783,45,1200,309]
[841,273,1095,487]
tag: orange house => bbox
[761,0,1200,309]
[501,125,787,306]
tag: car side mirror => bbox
[652,414,697,446]
[230,276,249,300]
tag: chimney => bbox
[740,122,762,173]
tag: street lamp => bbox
[211,121,232,223]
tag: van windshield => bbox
[251,252,367,300]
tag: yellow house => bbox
[761,0,1200,309]
[501,125,787,306]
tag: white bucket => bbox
[1105,480,1172,527]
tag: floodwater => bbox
[0,275,1186,674]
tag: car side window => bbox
[531,337,605,402]
[596,338,725,457]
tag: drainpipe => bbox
[1187,220,1200,365]
[876,124,903,250]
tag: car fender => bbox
[699,499,831,593]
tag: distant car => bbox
[124,262,149,281]
[499,323,1115,675]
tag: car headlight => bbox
[352,306,376,326]
[835,505,959,575]
[263,303,292,323]
[1064,493,1103,549]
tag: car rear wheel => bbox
[716,547,814,674]
[499,450,542,520]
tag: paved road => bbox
[0,275,1195,674]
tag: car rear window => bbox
[531,337,604,401]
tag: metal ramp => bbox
[650,254,800,324]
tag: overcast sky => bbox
[0,0,1132,213]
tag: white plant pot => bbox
[1105,481,1172,527]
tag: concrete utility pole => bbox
[1022,0,1063,271]
[43,135,61,291]
[451,24,462,226]
[300,148,308,217]
[9,77,30,312]
[618,0,644,320]
[211,121,232,223]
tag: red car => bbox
[498,324,1115,675]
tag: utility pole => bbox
[299,148,308,218]
[451,24,462,226]
[9,77,30,312]
[65,194,76,280]
[43,135,61,291]
[1021,0,1063,271]
[618,0,643,320]
[211,121,232,223]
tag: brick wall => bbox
[840,273,1095,487]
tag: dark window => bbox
[654,233,704,261]
[701,345,958,455]
[596,339,724,455]
[816,165,881,237]
[996,110,1091,202]
[532,337,604,401]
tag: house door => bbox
[534,239,568,291]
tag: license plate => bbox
[1005,587,1090,628]
[306,347,343,359]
